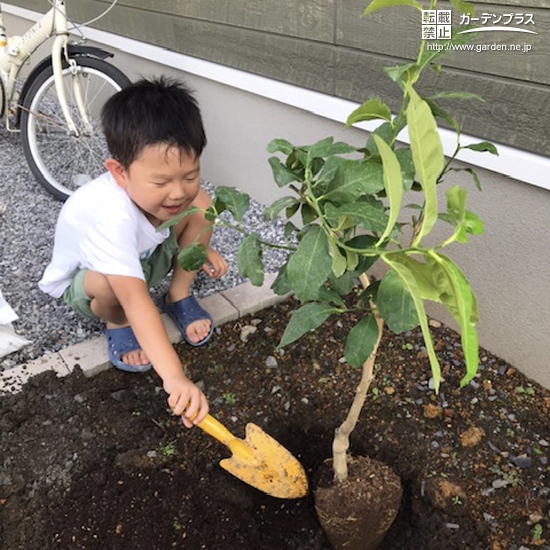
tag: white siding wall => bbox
[5,11,549,388]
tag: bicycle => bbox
[0,0,131,201]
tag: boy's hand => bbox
[105,276,209,427]
[202,247,228,279]
[165,375,209,428]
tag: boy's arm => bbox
[107,275,208,427]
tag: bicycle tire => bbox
[20,56,131,201]
[0,77,5,118]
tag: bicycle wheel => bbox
[20,57,130,201]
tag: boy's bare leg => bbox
[83,270,150,366]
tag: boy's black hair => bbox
[101,76,206,167]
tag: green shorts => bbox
[62,230,179,318]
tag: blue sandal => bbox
[163,295,214,346]
[106,326,152,373]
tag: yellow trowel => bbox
[196,414,308,499]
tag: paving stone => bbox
[59,336,111,378]
[0,354,70,394]
[221,273,289,317]
[199,293,240,326]
[161,312,182,344]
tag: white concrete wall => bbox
[4,11,549,388]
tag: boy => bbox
[39,77,227,428]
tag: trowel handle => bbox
[197,414,237,446]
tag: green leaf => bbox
[407,85,443,245]
[214,187,250,222]
[346,99,392,128]
[308,137,336,159]
[451,167,482,191]
[329,142,358,155]
[461,141,499,155]
[363,0,423,16]
[381,254,440,302]
[204,204,218,222]
[383,251,480,388]
[425,253,478,326]
[301,203,318,225]
[358,282,381,311]
[346,249,359,271]
[316,155,341,185]
[284,220,299,239]
[376,270,418,333]
[279,302,337,348]
[384,63,418,88]
[291,148,309,170]
[268,157,300,187]
[395,148,415,191]
[324,200,389,233]
[212,196,227,217]
[329,239,347,278]
[329,271,356,296]
[285,202,300,220]
[323,158,385,203]
[287,225,332,301]
[177,242,208,272]
[267,138,294,155]
[344,314,381,368]
[427,251,479,385]
[445,185,467,222]
[271,263,292,295]
[310,286,346,307]
[344,234,379,274]
[157,206,202,231]
[382,254,442,391]
[425,98,460,135]
[445,185,484,243]
[372,134,403,246]
[263,196,300,221]
[438,213,456,225]
[236,233,264,286]
[309,136,356,159]
[345,234,378,252]
[365,122,394,155]
[356,254,379,276]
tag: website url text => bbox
[426,42,532,53]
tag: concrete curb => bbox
[0,274,286,395]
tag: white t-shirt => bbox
[39,173,169,298]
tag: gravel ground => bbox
[0,126,288,369]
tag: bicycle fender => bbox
[14,45,116,128]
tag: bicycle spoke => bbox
[21,58,129,199]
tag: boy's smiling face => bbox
[106,143,201,226]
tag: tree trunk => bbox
[314,274,402,550]
[331,274,384,482]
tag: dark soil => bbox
[1,296,549,550]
